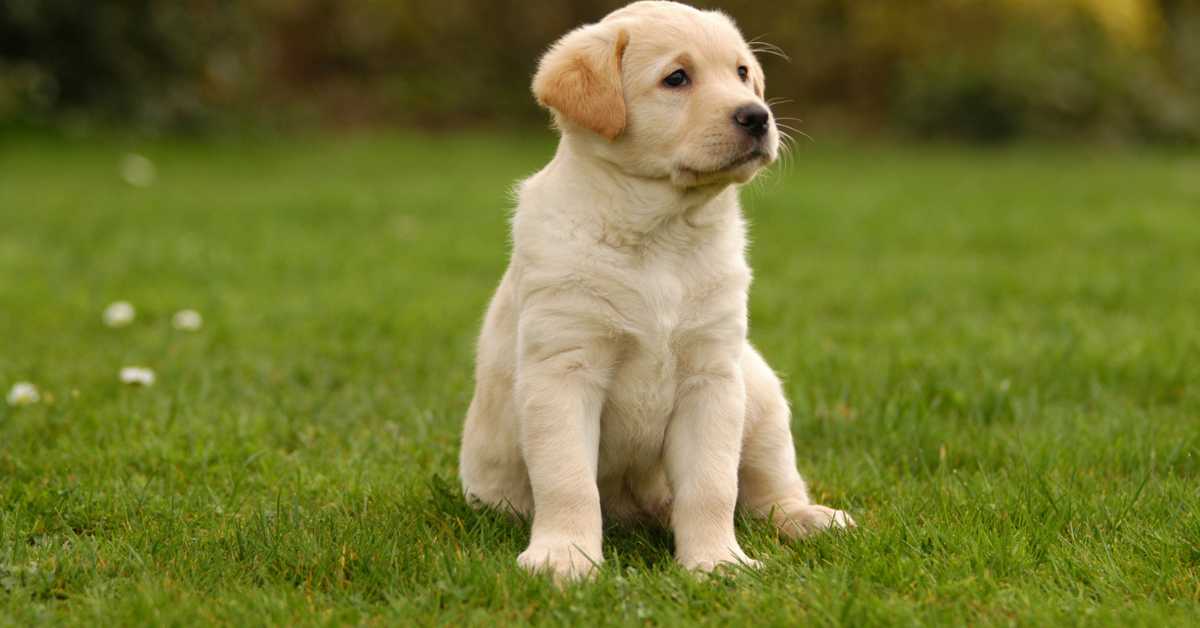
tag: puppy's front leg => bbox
[665,359,759,572]
[515,336,614,582]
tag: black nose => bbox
[733,104,770,138]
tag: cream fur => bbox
[460,1,854,582]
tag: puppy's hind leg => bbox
[460,381,533,518]
[460,275,533,518]
[737,345,855,538]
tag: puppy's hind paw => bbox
[773,504,856,539]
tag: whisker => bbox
[774,116,814,142]
[748,35,791,62]
[749,39,788,55]
[775,121,813,143]
[749,46,791,62]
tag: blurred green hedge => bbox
[2,0,1198,142]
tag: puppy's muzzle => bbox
[733,104,771,139]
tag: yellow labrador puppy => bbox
[460,1,853,581]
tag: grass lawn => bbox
[1,131,1198,626]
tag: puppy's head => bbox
[533,1,778,188]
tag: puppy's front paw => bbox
[518,540,602,582]
[679,546,762,573]
[774,504,856,539]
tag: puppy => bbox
[460,1,853,581]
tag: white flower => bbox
[171,309,203,331]
[120,153,156,187]
[103,301,136,328]
[7,382,41,406]
[119,367,156,386]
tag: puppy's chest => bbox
[606,253,744,347]
[601,254,748,423]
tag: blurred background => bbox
[2,0,1199,143]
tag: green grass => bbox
[1,131,1199,626]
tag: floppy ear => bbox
[532,22,630,140]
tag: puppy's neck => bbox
[545,134,738,239]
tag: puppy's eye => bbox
[737,66,749,82]
[663,69,689,88]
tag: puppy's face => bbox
[533,1,778,188]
